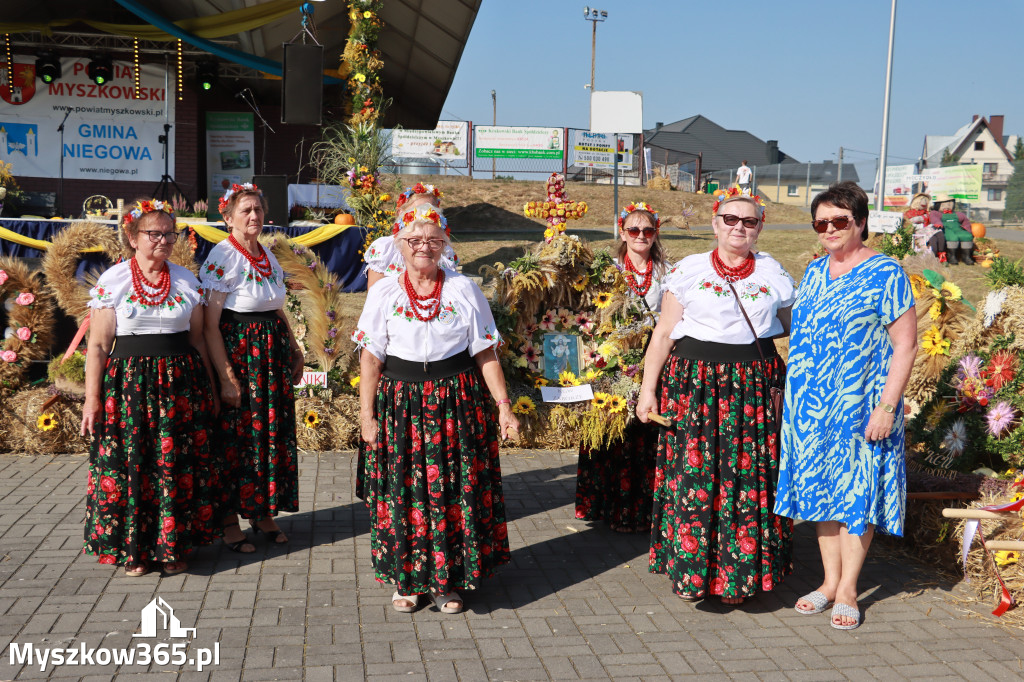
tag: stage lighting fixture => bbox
[87,55,113,85]
[196,59,218,91]
[36,51,61,83]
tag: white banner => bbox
[879,164,916,208]
[868,210,903,234]
[569,130,633,168]
[474,126,563,159]
[390,121,468,160]
[0,56,173,181]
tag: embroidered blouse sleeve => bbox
[87,263,128,309]
[767,257,797,307]
[464,280,501,356]
[173,266,206,309]
[364,236,405,275]
[199,243,241,293]
[352,283,390,361]
[877,260,915,325]
[663,259,694,304]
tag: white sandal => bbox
[432,591,463,614]
[391,591,419,613]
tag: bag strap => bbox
[724,279,769,365]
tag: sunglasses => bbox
[811,215,856,233]
[625,226,657,238]
[718,214,760,229]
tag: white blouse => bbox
[664,251,796,343]
[364,235,459,277]
[199,239,286,312]
[352,270,500,362]
[88,261,204,335]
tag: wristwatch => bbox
[879,402,895,414]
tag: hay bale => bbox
[1,387,88,454]
[295,393,360,451]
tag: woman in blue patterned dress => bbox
[774,181,918,630]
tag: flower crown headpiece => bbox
[711,186,767,215]
[122,199,174,227]
[396,183,443,209]
[395,204,450,237]
[617,201,660,229]
[218,183,262,214]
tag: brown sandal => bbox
[124,561,149,577]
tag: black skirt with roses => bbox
[649,342,792,600]
[575,420,658,531]
[217,313,299,519]
[84,349,221,566]
[363,367,510,595]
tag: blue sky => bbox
[442,0,1023,179]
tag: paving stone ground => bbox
[0,449,1021,681]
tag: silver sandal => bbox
[794,591,831,615]
[391,591,419,613]
[432,591,463,614]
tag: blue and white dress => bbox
[773,254,914,536]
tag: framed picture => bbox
[542,333,580,381]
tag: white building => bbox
[921,115,1019,222]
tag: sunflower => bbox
[994,550,1019,567]
[349,376,361,388]
[571,275,587,291]
[36,413,57,431]
[304,410,321,429]
[607,395,627,413]
[594,292,613,309]
[558,371,580,387]
[928,299,943,321]
[583,368,599,381]
[921,326,950,356]
[512,396,536,415]
[909,274,927,297]
[940,281,963,302]
[534,376,549,387]
[591,392,609,409]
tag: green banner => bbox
[206,112,255,132]
[475,148,562,159]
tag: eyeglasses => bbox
[139,230,179,244]
[401,237,445,251]
[625,226,657,238]
[718,214,760,229]
[811,215,856,233]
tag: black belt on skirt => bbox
[383,350,475,381]
[109,332,191,359]
[220,308,280,323]
[671,336,777,363]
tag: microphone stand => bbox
[237,88,275,175]
[57,109,71,217]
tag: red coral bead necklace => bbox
[402,270,445,321]
[711,248,755,282]
[228,234,274,278]
[623,254,653,297]
[130,257,171,306]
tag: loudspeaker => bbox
[251,174,289,227]
[281,43,323,125]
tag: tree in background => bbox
[940,148,958,167]
[1005,159,1024,223]
[1014,138,1024,161]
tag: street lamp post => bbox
[583,6,607,130]
[491,89,496,179]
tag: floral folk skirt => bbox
[363,369,510,595]
[84,351,220,565]
[218,315,299,519]
[649,352,792,599]
[576,420,658,531]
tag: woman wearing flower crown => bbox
[575,202,667,533]
[81,199,220,577]
[636,187,795,605]
[201,184,303,553]
[364,183,458,288]
[353,204,518,614]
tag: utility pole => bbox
[805,161,811,207]
[491,89,496,180]
[876,0,898,210]
[583,7,607,130]
[838,146,844,183]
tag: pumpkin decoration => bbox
[334,212,356,226]
[971,222,986,239]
